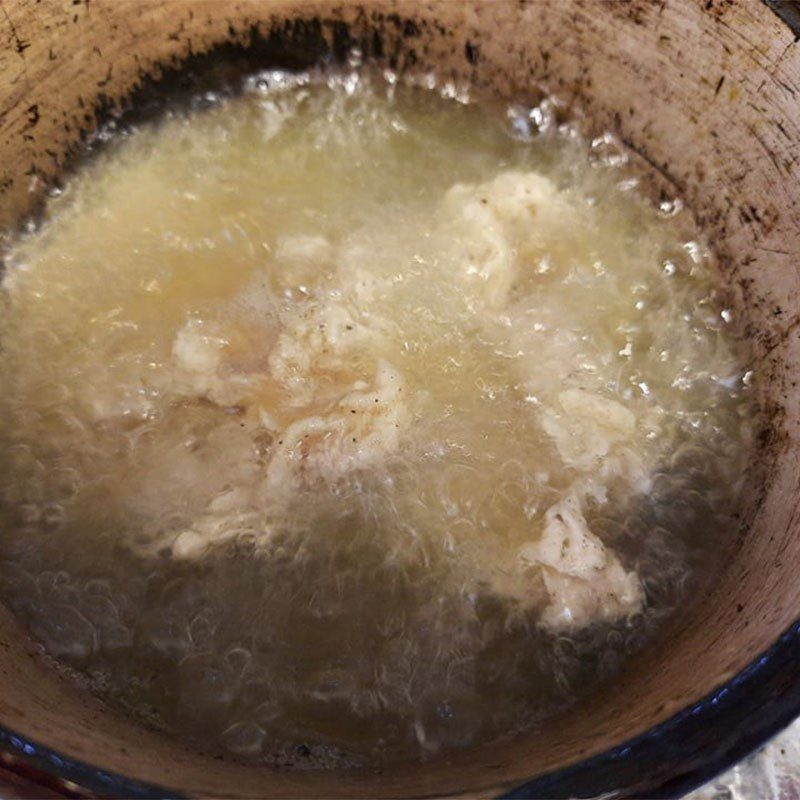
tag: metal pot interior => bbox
[0,1,798,796]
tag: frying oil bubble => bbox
[0,67,755,767]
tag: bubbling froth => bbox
[0,66,755,766]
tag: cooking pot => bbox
[1,1,799,796]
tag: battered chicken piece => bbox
[265,359,408,491]
[164,249,411,519]
[540,388,651,495]
[519,495,644,630]
[541,388,635,469]
[171,317,276,409]
[442,170,575,310]
[268,295,383,409]
[166,356,408,559]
